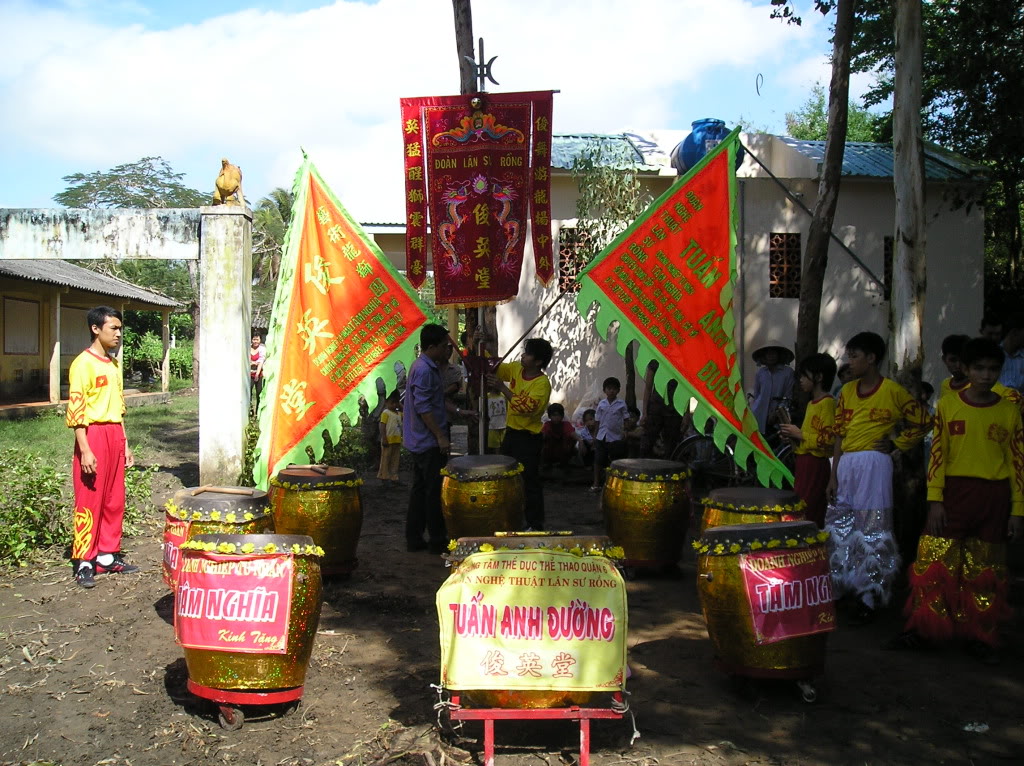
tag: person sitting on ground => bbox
[750,341,796,434]
[576,409,598,468]
[541,403,578,472]
[887,337,1024,662]
[625,405,643,458]
[592,377,629,491]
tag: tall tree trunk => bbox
[890,0,927,570]
[891,0,926,383]
[186,259,200,387]
[794,0,855,369]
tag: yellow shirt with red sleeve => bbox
[835,377,929,453]
[794,394,836,457]
[941,376,1024,414]
[927,391,1024,516]
[496,361,550,434]
[66,349,125,427]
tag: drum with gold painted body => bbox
[269,465,363,576]
[700,486,805,534]
[163,486,274,590]
[696,521,830,679]
[444,533,622,709]
[178,533,323,691]
[601,459,690,568]
[441,455,525,538]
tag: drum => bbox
[696,521,832,679]
[441,455,525,538]
[445,533,622,709]
[601,459,690,568]
[163,486,274,590]
[700,486,805,534]
[177,533,323,692]
[269,465,363,577]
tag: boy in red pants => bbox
[887,337,1024,661]
[66,307,138,588]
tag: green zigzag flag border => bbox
[252,154,427,489]
[575,129,792,488]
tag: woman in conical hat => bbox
[749,340,795,433]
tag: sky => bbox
[0,0,878,223]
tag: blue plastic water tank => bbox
[671,118,744,173]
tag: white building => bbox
[367,130,987,418]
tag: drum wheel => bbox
[218,705,244,730]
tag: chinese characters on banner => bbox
[577,130,791,487]
[252,158,429,489]
[400,91,555,305]
[436,551,627,692]
[740,546,836,645]
[174,552,294,654]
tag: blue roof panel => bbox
[778,137,986,182]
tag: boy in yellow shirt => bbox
[888,338,1024,660]
[779,352,837,528]
[826,332,930,623]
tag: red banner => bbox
[162,518,189,587]
[400,91,554,305]
[740,547,836,645]
[175,552,294,654]
[252,159,428,488]
[577,131,791,487]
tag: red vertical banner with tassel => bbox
[400,91,555,306]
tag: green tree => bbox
[572,140,654,408]
[251,187,295,329]
[850,0,1024,304]
[54,156,207,209]
[785,84,878,141]
[54,156,207,383]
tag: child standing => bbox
[750,341,796,434]
[592,377,629,491]
[779,353,837,528]
[826,332,930,623]
[889,338,1024,660]
[377,391,402,482]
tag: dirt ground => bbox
[2,421,1024,766]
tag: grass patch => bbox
[0,391,198,565]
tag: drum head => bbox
[699,520,820,549]
[608,458,687,480]
[704,486,802,509]
[445,454,521,481]
[172,486,270,516]
[190,533,314,549]
[274,465,356,487]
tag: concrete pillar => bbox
[49,287,61,404]
[161,309,170,393]
[198,206,252,485]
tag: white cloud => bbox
[0,0,830,219]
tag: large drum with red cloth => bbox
[696,521,834,680]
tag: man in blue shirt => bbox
[404,323,451,553]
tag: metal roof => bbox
[0,260,179,308]
[778,137,988,182]
[551,134,655,172]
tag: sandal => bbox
[883,630,931,651]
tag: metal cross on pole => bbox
[463,37,499,93]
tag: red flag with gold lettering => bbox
[253,156,429,489]
[577,129,790,487]
[400,91,554,305]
